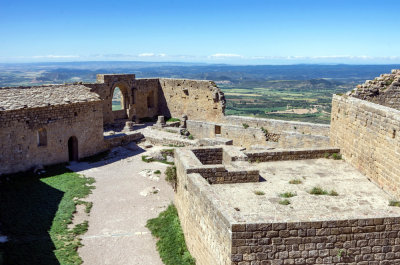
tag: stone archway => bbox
[111,82,130,120]
[68,136,79,161]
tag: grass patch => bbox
[146,204,195,265]
[142,155,174,165]
[167,117,181,122]
[72,221,89,236]
[279,199,291,205]
[279,192,296,198]
[0,164,95,264]
[389,200,400,207]
[165,166,177,189]
[242,123,249,129]
[325,152,342,160]
[154,170,161,175]
[254,190,265,195]
[309,186,339,196]
[309,186,328,195]
[289,179,302,184]
[188,135,194,140]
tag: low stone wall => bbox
[192,147,223,164]
[223,115,330,136]
[187,119,330,149]
[104,132,143,149]
[330,95,400,199]
[231,217,400,264]
[187,166,259,184]
[245,147,340,162]
[144,135,197,147]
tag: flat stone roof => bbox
[0,84,101,111]
[211,159,400,223]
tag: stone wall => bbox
[187,120,330,149]
[231,217,400,264]
[85,74,136,124]
[175,150,233,265]
[245,147,340,162]
[158,78,225,122]
[134,79,160,120]
[104,132,143,149]
[330,94,400,199]
[191,147,223,164]
[0,101,105,174]
[223,115,330,136]
[350,69,400,111]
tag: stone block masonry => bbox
[231,217,400,264]
[330,94,400,199]
[245,147,340,162]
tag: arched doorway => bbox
[111,85,128,119]
[68,136,78,161]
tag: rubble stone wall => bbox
[0,101,105,174]
[350,69,400,111]
[330,94,400,199]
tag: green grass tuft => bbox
[167,117,181,122]
[279,199,291,205]
[289,179,302,184]
[254,190,265,195]
[309,186,339,196]
[389,200,400,207]
[242,123,249,129]
[279,192,296,198]
[188,135,194,140]
[154,170,161,175]
[309,186,328,195]
[146,204,195,265]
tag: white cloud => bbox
[32,55,80,59]
[210,53,243,58]
[138,53,167,57]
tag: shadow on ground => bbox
[0,168,65,265]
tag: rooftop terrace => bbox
[211,159,400,223]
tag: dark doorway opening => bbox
[215,125,221,135]
[68,136,78,161]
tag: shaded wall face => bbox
[0,102,105,174]
[133,79,160,120]
[330,95,400,199]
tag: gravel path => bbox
[68,144,174,265]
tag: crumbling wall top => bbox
[349,69,400,109]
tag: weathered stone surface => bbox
[0,84,101,111]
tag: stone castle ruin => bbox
[2,71,400,264]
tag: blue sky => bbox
[1,0,400,64]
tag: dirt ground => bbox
[68,143,174,265]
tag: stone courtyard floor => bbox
[68,143,174,265]
[213,159,400,223]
